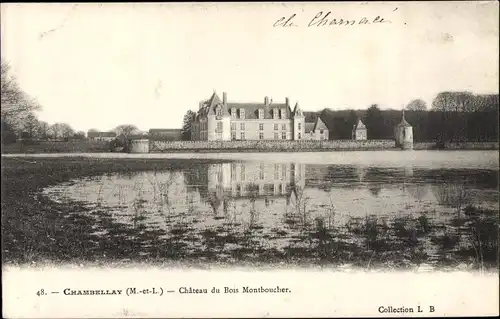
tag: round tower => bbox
[394,110,413,150]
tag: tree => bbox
[406,99,427,111]
[37,121,50,140]
[431,91,478,142]
[88,128,99,133]
[431,91,475,112]
[74,131,86,139]
[1,59,41,130]
[347,109,358,138]
[49,123,74,140]
[181,110,196,141]
[1,119,17,144]
[114,124,139,137]
[21,113,40,139]
[363,104,388,139]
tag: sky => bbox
[1,2,498,132]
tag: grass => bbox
[1,156,231,266]
[1,140,110,154]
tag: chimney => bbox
[264,96,269,105]
[223,92,227,106]
[285,97,290,107]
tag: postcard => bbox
[1,1,499,318]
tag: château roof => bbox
[196,92,293,120]
[304,116,328,133]
[313,117,328,131]
[206,92,222,109]
[226,102,290,119]
[355,119,366,130]
[293,102,303,116]
[304,123,315,133]
[397,110,412,127]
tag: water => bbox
[40,151,499,268]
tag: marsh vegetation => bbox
[2,154,498,270]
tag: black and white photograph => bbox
[1,2,499,318]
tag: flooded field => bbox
[36,151,499,269]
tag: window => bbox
[259,123,264,131]
[258,109,264,119]
[298,123,301,130]
[240,109,245,119]
[259,132,264,140]
[280,109,287,119]
[240,132,245,140]
[231,131,236,140]
[320,129,324,134]
[281,164,286,179]
[298,132,301,139]
[231,108,236,119]
[259,164,264,180]
[274,164,279,179]
[274,124,278,130]
[216,121,223,132]
[240,123,245,130]
[282,132,286,140]
[274,132,279,140]
[273,109,278,119]
[231,123,236,131]
[216,106,222,117]
[240,165,245,181]
[282,124,286,131]
[231,163,236,179]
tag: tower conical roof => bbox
[355,119,366,129]
[397,110,412,127]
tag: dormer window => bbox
[231,108,236,119]
[240,108,245,119]
[273,109,279,119]
[280,109,287,119]
[215,105,222,117]
[258,109,264,119]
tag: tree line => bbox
[1,59,145,145]
[305,93,499,142]
[1,59,86,144]
[3,57,498,145]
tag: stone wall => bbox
[413,142,437,150]
[444,142,499,150]
[150,139,396,152]
[413,141,499,150]
[128,139,150,153]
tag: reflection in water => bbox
[42,161,499,269]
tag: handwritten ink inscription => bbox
[273,11,393,28]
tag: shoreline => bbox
[1,141,498,154]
